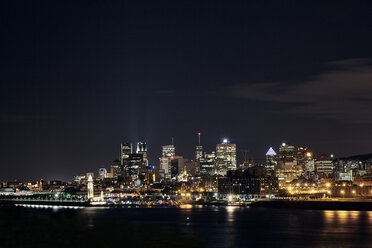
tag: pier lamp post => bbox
[340,190,345,198]
[360,184,364,195]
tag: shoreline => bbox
[2,199,372,211]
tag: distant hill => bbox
[338,153,372,161]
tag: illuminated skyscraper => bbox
[120,143,132,166]
[276,143,299,183]
[170,155,185,179]
[110,160,122,179]
[195,132,203,160]
[279,143,296,162]
[127,153,144,179]
[265,147,277,173]
[200,152,216,175]
[297,147,314,178]
[216,139,236,175]
[160,144,176,178]
[315,154,334,177]
[194,132,203,174]
[162,145,175,157]
[136,142,148,166]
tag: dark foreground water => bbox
[2,205,372,247]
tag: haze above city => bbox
[1,1,372,181]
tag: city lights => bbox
[1,137,372,210]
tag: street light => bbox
[340,190,345,198]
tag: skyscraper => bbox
[195,132,203,160]
[279,143,296,162]
[136,142,148,166]
[127,153,144,179]
[110,160,122,179]
[216,139,237,175]
[160,144,176,178]
[170,155,185,179]
[265,147,277,173]
[315,154,334,177]
[276,143,299,183]
[200,152,216,175]
[162,145,175,157]
[120,143,132,166]
[297,147,314,178]
[195,132,203,174]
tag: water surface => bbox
[79,206,372,248]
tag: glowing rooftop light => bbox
[282,142,286,146]
[266,147,277,156]
[223,138,228,144]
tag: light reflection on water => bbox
[77,206,372,248]
[368,211,372,222]
[226,206,238,222]
[179,204,193,209]
[324,210,372,224]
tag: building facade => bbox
[216,140,236,176]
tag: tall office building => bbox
[160,144,176,178]
[200,152,216,175]
[194,133,203,175]
[276,143,299,183]
[162,145,175,157]
[127,153,144,179]
[170,156,185,179]
[216,139,237,176]
[120,143,132,166]
[195,146,203,160]
[110,160,122,179]
[279,143,296,162]
[136,142,148,166]
[195,132,203,160]
[265,147,277,173]
[315,154,334,177]
[297,147,315,178]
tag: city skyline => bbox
[0,134,366,182]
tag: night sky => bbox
[1,1,372,181]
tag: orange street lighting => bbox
[341,190,345,198]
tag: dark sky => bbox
[1,1,372,181]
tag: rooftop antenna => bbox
[197,132,201,146]
[171,136,174,146]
